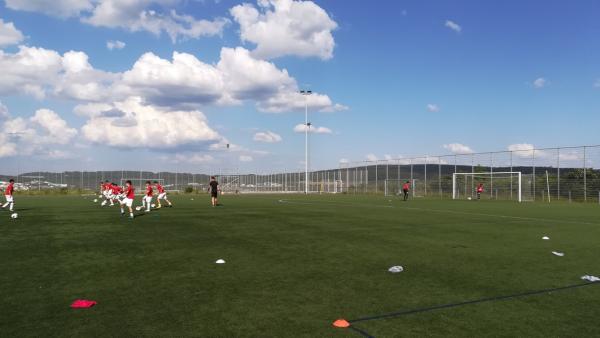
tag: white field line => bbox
[277,199,599,226]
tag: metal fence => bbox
[1,145,600,203]
[339,145,600,203]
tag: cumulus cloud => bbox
[174,153,214,164]
[293,123,332,134]
[6,0,229,42]
[253,131,282,143]
[0,100,8,120]
[0,107,78,158]
[0,46,63,99]
[107,40,126,50]
[0,18,24,47]
[239,155,253,162]
[230,0,338,59]
[80,96,221,148]
[443,143,474,154]
[427,103,440,112]
[533,77,547,88]
[84,1,230,43]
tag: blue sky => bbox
[0,0,599,174]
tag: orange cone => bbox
[333,319,351,328]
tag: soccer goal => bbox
[120,178,165,194]
[452,172,532,202]
[384,179,419,197]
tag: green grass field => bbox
[1,194,599,337]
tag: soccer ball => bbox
[10,213,18,219]
[135,206,142,211]
[151,204,156,208]
[93,199,98,203]
[467,197,472,200]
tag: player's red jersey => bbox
[125,185,135,199]
[5,183,14,196]
[156,184,165,193]
[103,183,111,190]
[146,185,153,196]
[402,183,410,191]
[477,185,484,193]
[111,185,122,194]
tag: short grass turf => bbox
[1,194,600,337]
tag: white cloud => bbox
[0,44,345,113]
[5,0,94,18]
[443,143,474,154]
[80,96,221,149]
[0,107,78,158]
[445,20,461,33]
[84,2,230,43]
[0,45,63,99]
[384,154,393,160]
[533,77,547,88]
[107,40,126,50]
[30,109,78,144]
[6,0,229,43]
[427,103,440,112]
[239,155,253,162]
[293,123,332,134]
[0,19,24,47]
[594,79,600,88]
[253,131,282,143]
[508,143,537,158]
[366,154,378,162]
[174,153,214,164]
[0,100,8,120]
[230,0,338,60]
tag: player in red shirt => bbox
[144,181,153,212]
[476,183,484,200]
[119,180,135,218]
[402,180,410,201]
[2,179,15,212]
[154,181,172,208]
[101,180,113,206]
[110,183,123,205]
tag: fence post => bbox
[532,150,536,201]
[424,156,428,197]
[583,146,587,202]
[557,148,560,201]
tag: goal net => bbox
[384,179,420,197]
[452,172,532,202]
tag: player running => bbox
[154,181,172,208]
[476,183,484,200]
[143,181,154,212]
[120,180,135,218]
[402,180,410,201]
[110,183,123,205]
[208,176,220,207]
[2,179,15,212]
[101,180,114,206]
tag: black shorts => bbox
[403,189,409,193]
[211,192,218,198]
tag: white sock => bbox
[130,212,134,218]
[9,203,13,211]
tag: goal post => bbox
[452,172,526,202]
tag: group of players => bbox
[99,180,172,219]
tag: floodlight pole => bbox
[300,90,312,194]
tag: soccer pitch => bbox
[2,195,599,337]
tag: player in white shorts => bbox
[120,180,135,219]
[143,181,153,212]
[154,181,172,208]
[2,179,15,212]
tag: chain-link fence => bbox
[1,145,600,202]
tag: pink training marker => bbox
[70,299,97,308]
